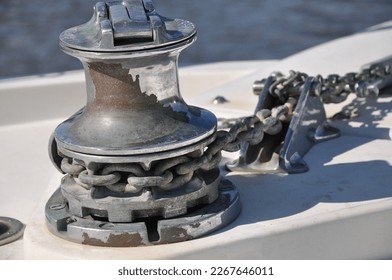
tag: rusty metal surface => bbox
[54,59,217,156]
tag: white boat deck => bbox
[0,22,391,259]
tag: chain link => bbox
[319,63,390,103]
[61,62,390,193]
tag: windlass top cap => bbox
[59,0,196,52]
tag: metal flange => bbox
[46,179,240,247]
[0,217,25,246]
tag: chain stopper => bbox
[225,56,392,174]
[227,75,340,173]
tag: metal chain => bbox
[60,150,220,193]
[61,62,390,193]
[219,62,391,128]
[318,63,390,103]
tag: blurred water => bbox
[0,0,391,78]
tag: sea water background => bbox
[0,0,391,78]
